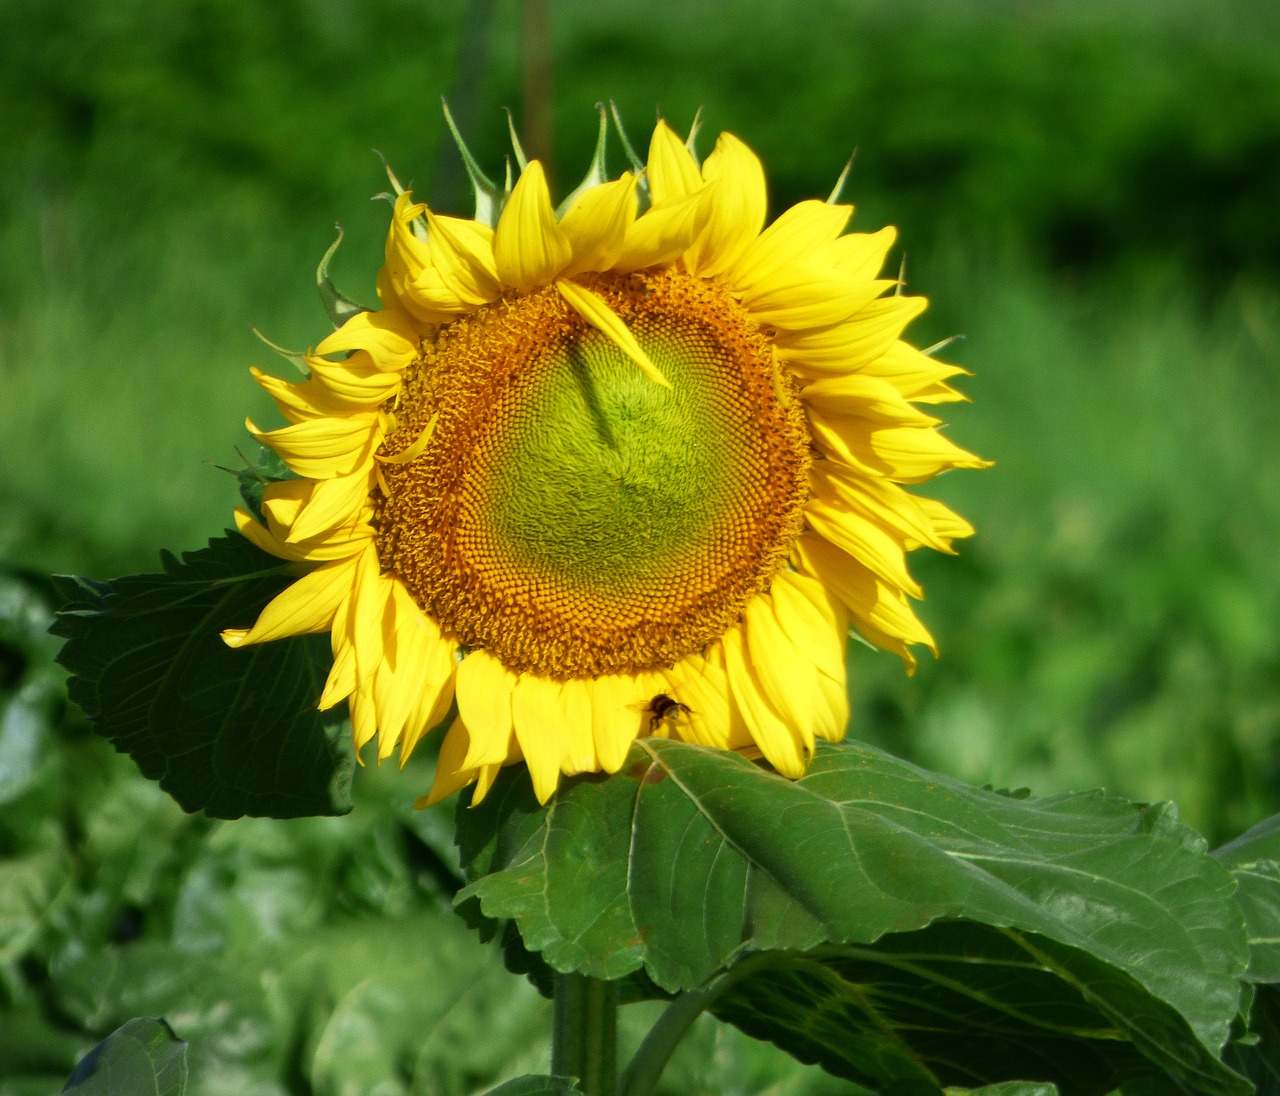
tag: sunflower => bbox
[222,110,988,807]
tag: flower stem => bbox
[619,953,783,1096]
[552,972,618,1096]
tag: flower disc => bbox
[377,268,810,677]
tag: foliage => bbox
[51,534,352,819]
[60,1018,187,1096]
[457,739,1258,1094]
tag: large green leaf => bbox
[61,1017,188,1095]
[1215,813,1280,985]
[457,738,1250,1095]
[52,534,353,819]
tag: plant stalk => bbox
[552,972,618,1096]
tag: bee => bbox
[643,693,693,732]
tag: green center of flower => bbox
[376,269,810,677]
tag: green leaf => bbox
[61,1017,188,1095]
[52,533,354,819]
[1216,813,1280,984]
[479,1077,582,1096]
[1224,984,1280,1095]
[457,739,1250,1095]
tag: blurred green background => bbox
[2,0,1279,1091]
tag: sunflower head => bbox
[223,107,989,806]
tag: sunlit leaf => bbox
[457,738,1250,1095]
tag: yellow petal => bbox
[808,409,991,484]
[804,498,924,599]
[771,571,847,693]
[399,637,458,766]
[418,717,479,808]
[320,586,360,706]
[258,480,376,560]
[773,295,927,373]
[316,308,422,370]
[744,592,816,753]
[558,678,598,775]
[722,624,806,778]
[741,268,894,334]
[493,161,573,292]
[511,673,566,804]
[772,571,850,744]
[425,210,502,306]
[730,200,853,291]
[664,653,732,750]
[589,674,645,773]
[858,340,971,397]
[612,189,706,272]
[233,507,301,562]
[793,533,936,665]
[319,623,357,709]
[914,496,976,548]
[456,649,518,769]
[809,464,951,554]
[285,471,375,544]
[306,353,405,401]
[555,280,670,388]
[646,119,704,205]
[222,554,359,649]
[560,174,638,275]
[252,365,399,423]
[374,582,451,762]
[687,133,767,279]
[377,412,438,466]
[382,193,455,324]
[819,226,898,281]
[801,373,940,427]
[349,682,378,755]
[349,546,390,689]
[248,413,381,480]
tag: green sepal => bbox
[250,325,310,375]
[505,107,529,172]
[61,1017,188,1095]
[216,441,294,521]
[556,104,610,219]
[683,105,704,158]
[608,101,650,209]
[317,226,366,328]
[826,151,856,205]
[52,533,354,819]
[442,98,511,227]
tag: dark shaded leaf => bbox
[458,738,1250,1095]
[61,1017,187,1095]
[52,533,353,819]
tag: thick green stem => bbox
[552,972,618,1096]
